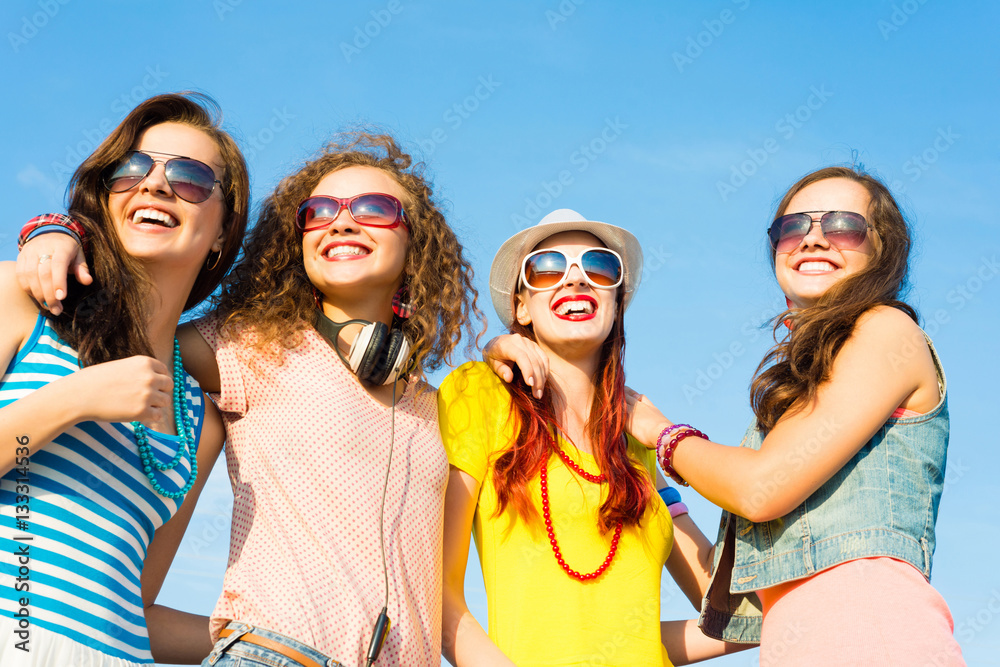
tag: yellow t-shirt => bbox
[439,362,674,666]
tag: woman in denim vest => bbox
[624,166,965,665]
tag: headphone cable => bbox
[366,379,397,666]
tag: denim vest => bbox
[699,334,949,643]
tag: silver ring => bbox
[38,254,53,264]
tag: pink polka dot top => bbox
[193,316,447,666]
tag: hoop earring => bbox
[206,249,222,271]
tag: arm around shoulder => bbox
[672,306,935,522]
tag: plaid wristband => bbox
[18,214,87,251]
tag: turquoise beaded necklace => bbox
[132,338,198,499]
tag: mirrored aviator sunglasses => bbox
[105,151,221,203]
[520,247,623,291]
[767,210,873,253]
[295,194,408,232]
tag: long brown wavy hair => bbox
[53,92,250,367]
[492,289,653,532]
[214,132,484,377]
[751,166,917,431]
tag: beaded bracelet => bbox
[655,423,692,460]
[657,427,708,487]
[18,214,87,251]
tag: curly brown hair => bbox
[750,166,917,431]
[214,131,485,377]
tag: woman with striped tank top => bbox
[0,92,249,666]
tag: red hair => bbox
[491,292,652,532]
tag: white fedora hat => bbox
[489,208,644,328]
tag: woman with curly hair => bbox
[626,167,965,665]
[18,133,483,666]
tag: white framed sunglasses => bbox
[519,247,624,291]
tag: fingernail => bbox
[527,376,534,386]
[55,290,65,300]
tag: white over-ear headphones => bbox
[315,311,412,386]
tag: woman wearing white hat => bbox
[438,210,746,666]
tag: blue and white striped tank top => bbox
[0,314,205,664]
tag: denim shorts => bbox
[202,622,345,667]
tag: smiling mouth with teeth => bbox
[132,208,178,228]
[796,260,838,272]
[553,299,596,318]
[324,245,371,259]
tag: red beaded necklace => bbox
[540,431,623,581]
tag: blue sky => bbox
[2,1,998,665]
